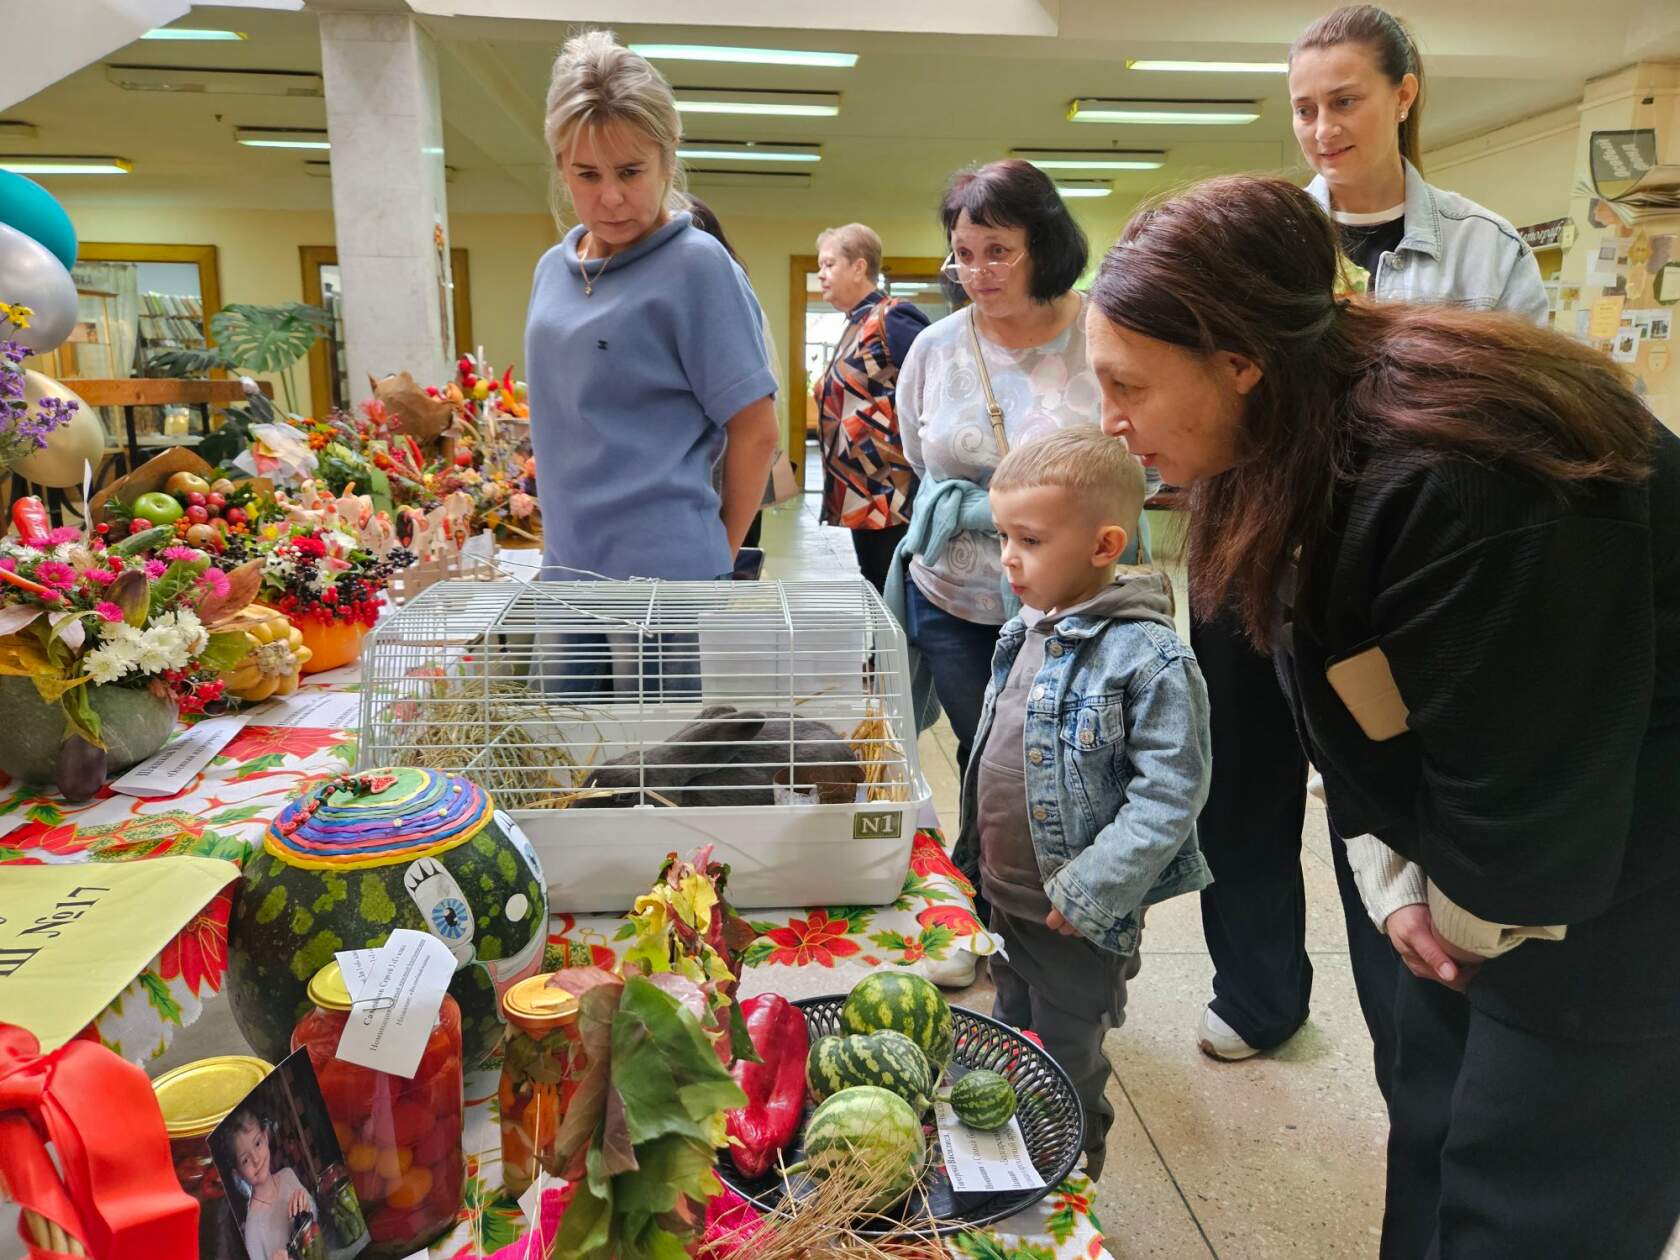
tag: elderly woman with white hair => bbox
[813,223,930,591]
[525,30,779,599]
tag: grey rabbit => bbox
[576,704,862,807]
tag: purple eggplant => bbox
[55,735,108,802]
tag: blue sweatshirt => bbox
[525,211,777,581]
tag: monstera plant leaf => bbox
[145,347,230,378]
[207,303,333,376]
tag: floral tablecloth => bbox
[0,680,1109,1259]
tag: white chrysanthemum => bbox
[82,641,137,684]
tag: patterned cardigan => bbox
[815,292,927,530]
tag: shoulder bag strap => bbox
[967,306,1009,457]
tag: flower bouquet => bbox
[1,304,76,474]
[0,499,259,798]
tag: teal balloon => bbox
[0,171,77,270]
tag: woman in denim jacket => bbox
[1190,3,1550,1077]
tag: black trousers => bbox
[1193,607,1402,1093]
[1384,968,1680,1258]
[849,523,908,594]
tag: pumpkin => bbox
[220,604,313,702]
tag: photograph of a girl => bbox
[209,1053,366,1260]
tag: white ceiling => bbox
[4,1,1676,222]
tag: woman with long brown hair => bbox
[1088,173,1679,1257]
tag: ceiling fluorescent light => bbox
[1069,98,1260,125]
[1127,59,1286,73]
[1012,147,1165,171]
[688,168,813,189]
[677,141,821,164]
[106,65,323,97]
[0,156,131,175]
[237,127,330,150]
[673,89,840,118]
[142,28,247,40]
[0,122,39,141]
[1054,180,1112,198]
[631,44,856,69]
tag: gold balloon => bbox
[14,371,106,488]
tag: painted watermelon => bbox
[807,1029,933,1114]
[227,768,548,1067]
[943,1069,1017,1132]
[798,1086,927,1212]
[838,972,955,1073]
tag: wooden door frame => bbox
[786,254,947,481]
[77,242,223,372]
[301,245,472,417]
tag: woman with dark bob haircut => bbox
[1088,172,1680,1258]
[888,160,1127,804]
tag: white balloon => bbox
[0,221,77,354]
[14,371,105,487]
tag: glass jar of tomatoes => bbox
[292,961,465,1255]
[152,1055,273,1260]
[499,974,586,1197]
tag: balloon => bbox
[0,222,77,354]
[14,372,104,487]
[0,171,77,271]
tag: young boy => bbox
[960,427,1212,1179]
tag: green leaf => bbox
[207,303,333,376]
[24,801,63,826]
[555,1149,614,1260]
[738,938,774,970]
[953,1232,1012,1260]
[869,929,912,953]
[611,1134,718,1240]
[139,971,183,1024]
[208,804,267,825]
[150,560,207,612]
[145,347,234,378]
[62,681,102,745]
[197,631,251,674]
[609,976,744,1147]
[326,740,358,764]
[231,753,285,777]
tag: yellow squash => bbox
[220,604,314,702]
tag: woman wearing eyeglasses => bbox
[890,160,1099,789]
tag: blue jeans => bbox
[903,580,1001,777]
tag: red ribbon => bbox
[0,1024,198,1259]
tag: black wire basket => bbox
[718,994,1085,1237]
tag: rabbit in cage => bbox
[575,704,862,807]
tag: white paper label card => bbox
[110,715,248,797]
[518,1178,544,1228]
[935,1100,1046,1194]
[333,929,455,1078]
[242,688,362,729]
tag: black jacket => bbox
[1278,422,1680,1040]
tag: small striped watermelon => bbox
[943,1069,1017,1131]
[799,1085,927,1212]
[807,1029,934,1114]
[838,972,955,1073]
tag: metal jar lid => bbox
[306,960,354,1013]
[152,1055,274,1139]
[502,973,578,1028]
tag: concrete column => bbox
[318,11,454,400]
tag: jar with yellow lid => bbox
[292,960,464,1255]
[498,972,586,1197]
[152,1055,273,1260]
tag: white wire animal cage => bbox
[357,577,931,910]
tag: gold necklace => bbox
[577,235,614,297]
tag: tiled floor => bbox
[763,463,1390,1257]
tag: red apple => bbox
[185,505,209,525]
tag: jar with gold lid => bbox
[152,1055,273,1260]
[291,960,464,1256]
[498,973,586,1197]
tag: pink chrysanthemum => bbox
[47,526,81,545]
[162,546,199,562]
[143,560,166,580]
[96,601,124,623]
[34,561,76,590]
[82,567,115,585]
[197,567,231,599]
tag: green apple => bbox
[131,491,184,526]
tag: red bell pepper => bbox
[725,994,809,1179]
[11,497,50,548]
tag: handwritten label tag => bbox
[333,929,456,1079]
[242,688,362,729]
[109,715,248,797]
[935,1100,1046,1194]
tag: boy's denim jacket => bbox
[954,577,1213,955]
[1306,159,1549,326]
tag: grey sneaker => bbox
[1197,1005,1260,1061]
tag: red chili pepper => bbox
[11,497,51,548]
[0,566,54,597]
[725,994,809,1179]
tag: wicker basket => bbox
[718,996,1085,1237]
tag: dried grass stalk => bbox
[848,704,909,805]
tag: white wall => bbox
[1421,103,1580,230]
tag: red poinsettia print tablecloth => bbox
[0,690,999,1060]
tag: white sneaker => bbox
[1197,1006,1260,1061]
